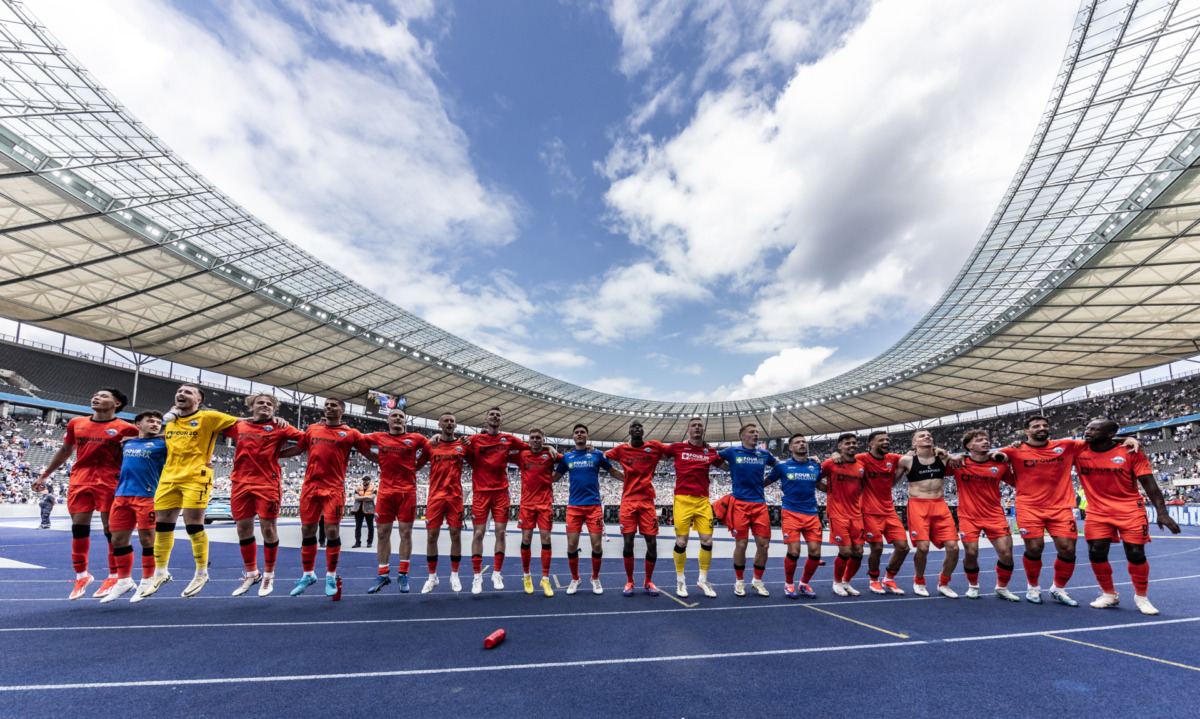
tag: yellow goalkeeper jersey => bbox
[160,409,238,484]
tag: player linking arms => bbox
[105,411,167,603]
[896,430,960,598]
[766,433,824,598]
[605,419,666,597]
[954,429,1020,601]
[818,433,867,597]
[715,423,776,597]
[856,431,911,595]
[661,417,723,599]
[554,424,624,595]
[515,428,556,596]
[421,412,472,594]
[364,407,430,594]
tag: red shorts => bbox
[827,513,864,547]
[299,489,344,526]
[1084,512,1151,544]
[472,489,510,525]
[231,484,281,521]
[620,500,659,536]
[1016,504,1077,539]
[958,513,1012,542]
[425,495,464,530]
[67,484,115,514]
[518,504,553,532]
[109,496,155,531]
[864,512,907,544]
[781,510,823,544]
[907,498,958,548]
[375,490,416,524]
[566,504,604,534]
[728,498,771,539]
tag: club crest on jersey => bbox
[885,462,893,469]
[1019,527,1028,535]
[1111,456,1125,464]
[989,466,999,474]
[833,534,842,542]
[337,431,347,437]
[105,428,118,436]
[1052,446,1064,454]
[189,420,199,427]
[404,439,413,445]
[263,425,272,432]
[500,438,508,444]
[644,447,652,453]
[455,446,464,453]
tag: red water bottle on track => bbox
[333,576,342,601]
[484,629,506,649]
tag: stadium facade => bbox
[2,0,1200,441]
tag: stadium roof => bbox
[2,0,1200,442]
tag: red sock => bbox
[996,562,1013,588]
[263,542,278,573]
[591,555,602,580]
[1091,561,1115,594]
[141,549,155,579]
[377,564,389,576]
[1022,556,1042,587]
[1052,557,1074,588]
[624,556,635,582]
[398,560,410,575]
[938,573,952,587]
[471,555,483,574]
[914,575,926,585]
[868,569,880,581]
[802,558,820,583]
[521,547,532,574]
[843,557,861,582]
[451,556,461,573]
[644,559,655,583]
[493,553,504,573]
[568,554,580,580]
[107,540,117,576]
[965,570,980,586]
[885,567,898,581]
[427,557,438,575]
[325,544,340,573]
[753,565,764,581]
[784,555,797,584]
[1128,561,1150,596]
[301,543,317,573]
[833,556,847,582]
[239,540,258,573]
[734,565,745,581]
[71,536,89,574]
[540,549,552,578]
[115,550,133,580]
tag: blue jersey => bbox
[718,446,777,504]
[114,437,168,498]
[767,458,822,515]
[554,448,614,506]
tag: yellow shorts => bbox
[674,495,713,536]
[154,476,213,511]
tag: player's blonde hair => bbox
[244,393,279,410]
[739,423,757,437]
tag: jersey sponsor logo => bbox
[734,455,764,465]
[1023,457,1063,467]
[680,452,709,461]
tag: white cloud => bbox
[607,0,690,77]
[539,137,584,199]
[582,375,660,398]
[704,346,862,400]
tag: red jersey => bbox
[606,441,666,503]
[821,458,865,519]
[297,423,370,492]
[857,452,901,515]
[222,420,304,489]
[1074,445,1153,516]
[427,437,470,500]
[366,432,430,493]
[952,457,1011,520]
[63,417,138,488]
[661,442,721,497]
[466,433,529,492]
[999,439,1084,510]
[515,448,555,507]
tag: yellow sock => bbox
[699,545,712,573]
[189,529,209,572]
[154,528,174,570]
[673,545,687,574]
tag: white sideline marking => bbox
[1,617,1197,691]
[0,557,43,569]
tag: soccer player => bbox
[102,411,167,603]
[222,394,304,597]
[554,424,624,595]
[954,429,1020,601]
[856,431,910,595]
[34,388,137,599]
[515,428,556,597]
[364,407,430,594]
[766,433,823,598]
[421,412,472,594]
[995,416,1139,606]
[817,433,866,597]
[717,423,776,597]
[605,419,666,597]
[280,397,376,597]
[1076,419,1179,615]
[661,417,723,599]
[896,430,960,598]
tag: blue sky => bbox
[33,0,1080,401]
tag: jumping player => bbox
[553,424,624,595]
[103,411,167,603]
[818,433,866,597]
[766,433,823,598]
[661,417,723,599]
[1076,419,1179,614]
[421,412,472,594]
[515,428,556,597]
[364,407,430,594]
[223,394,304,598]
[717,423,776,597]
[34,388,137,599]
[857,431,910,595]
[954,429,1020,601]
[605,419,666,597]
[896,430,959,598]
[280,398,375,597]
